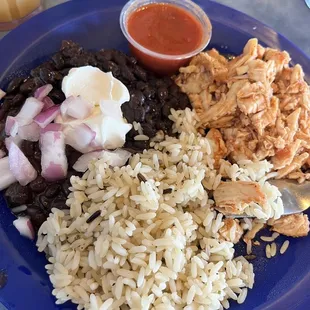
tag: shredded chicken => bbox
[219,218,243,243]
[175,38,310,182]
[206,129,227,168]
[269,214,310,237]
[214,181,266,214]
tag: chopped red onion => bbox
[34,106,60,128]
[42,96,55,111]
[18,122,41,142]
[64,124,96,153]
[8,141,37,186]
[41,123,62,134]
[40,131,68,181]
[5,116,19,137]
[34,84,53,101]
[13,217,35,240]
[0,89,6,100]
[0,157,17,190]
[73,149,131,172]
[61,96,92,119]
[18,97,44,121]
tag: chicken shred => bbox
[269,214,310,237]
[175,38,310,183]
[214,181,266,214]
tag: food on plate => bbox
[120,0,212,75]
[37,108,270,309]
[269,213,310,237]
[0,40,189,230]
[0,34,310,309]
[175,38,310,183]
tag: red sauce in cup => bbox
[125,3,209,75]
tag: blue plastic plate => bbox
[0,1,310,309]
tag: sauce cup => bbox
[120,0,212,76]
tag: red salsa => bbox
[127,3,203,56]
[126,3,206,75]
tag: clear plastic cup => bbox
[0,0,43,31]
[120,0,212,76]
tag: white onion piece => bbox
[5,116,19,136]
[41,123,62,134]
[99,100,123,120]
[34,106,60,128]
[13,217,35,240]
[34,84,53,101]
[0,149,5,159]
[42,96,55,111]
[8,141,37,186]
[0,157,16,190]
[60,96,92,119]
[40,131,68,181]
[73,149,131,172]
[18,97,44,120]
[18,122,41,142]
[0,88,6,100]
[64,124,96,153]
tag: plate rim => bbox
[0,1,310,310]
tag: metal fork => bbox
[227,179,310,218]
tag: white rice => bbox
[280,240,290,254]
[37,108,285,310]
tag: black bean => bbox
[0,109,5,121]
[143,86,156,99]
[99,49,114,61]
[141,123,157,138]
[113,51,127,66]
[86,210,101,224]
[107,61,120,77]
[60,40,80,51]
[134,108,146,123]
[169,83,180,97]
[158,87,168,102]
[121,104,135,123]
[50,196,69,210]
[39,68,57,84]
[178,93,190,110]
[45,184,61,198]
[137,173,147,183]
[48,89,65,104]
[6,77,24,93]
[60,68,71,76]
[129,90,145,108]
[127,56,137,66]
[52,53,65,70]
[136,81,146,91]
[38,195,50,209]
[20,78,36,94]
[163,188,172,194]
[162,104,172,117]
[29,176,47,193]
[5,183,31,206]
[21,140,35,156]
[1,99,12,112]
[10,93,25,107]
[121,66,136,82]
[27,207,47,230]
[134,66,147,81]
[131,140,149,151]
